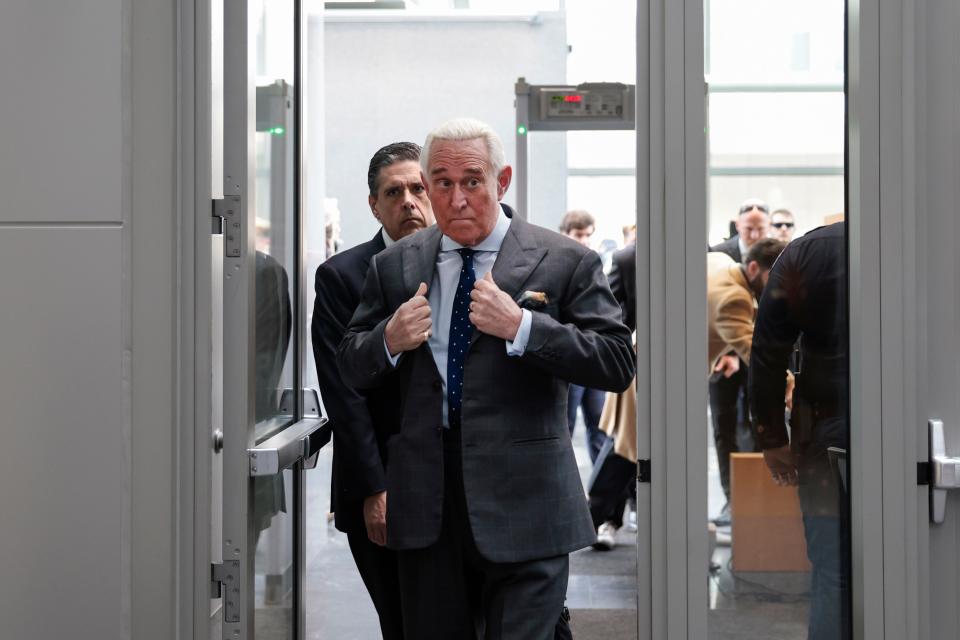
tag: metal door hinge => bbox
[211,560,241,622]
[638,459,651,483]
[212,195,242,257]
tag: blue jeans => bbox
[567,384,607,464]
[797,416,850,640]
[801,513,849,640]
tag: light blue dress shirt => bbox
[385,207,533,427]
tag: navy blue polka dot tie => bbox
[447,248,476,429]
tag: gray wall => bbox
[322,12,569,249]
[0,0,181,637]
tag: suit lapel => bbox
[471,217,546,347]
[402,226,442,298]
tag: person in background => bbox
[711,198,771,263]
[750,223,848,640]
[707,239,787,528]
[587,240,637,550]
[558,209,608,464]
[311,141,435,639]
[770,208,797,242]
[707,198,771,525]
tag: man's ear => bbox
[745,260,761,280]
[496,165,513,200]
[368,194,381,221]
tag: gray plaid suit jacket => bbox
[337,209,635,563]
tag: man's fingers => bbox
[483,271,494,283]
[407,296,429,310]
[411,305,432,321]
[415,281,428,297]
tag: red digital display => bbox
[563,95,583,102]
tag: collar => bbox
[440,205,511,253]
[381,227,397,248]
[737,236,748,262]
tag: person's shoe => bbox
[711,502,731,527]
[592,521,618,551]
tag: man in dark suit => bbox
[338,118,635,639]
[311,141,434,639]
[608,242,636,332]
[707,198,771,525]
[710,198,771,263]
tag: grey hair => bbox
[420,117,507,176]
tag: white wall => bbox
[321,11,568,249]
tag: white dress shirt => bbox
[385,208,532,426]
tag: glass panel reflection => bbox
[253,0,296,443]
[254,468,295,640]
[705,3,849,638]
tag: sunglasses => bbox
[739,203,769,214]
[772,222,795,229]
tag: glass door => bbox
[218,0,327,638]
[637,0,855,638]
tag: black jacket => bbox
[607,243,636,333]
[312,230,403,533]
[710,235,742,263]
[749,223,848,452]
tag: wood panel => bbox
[730,453,811,572]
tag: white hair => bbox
[420,117,507,175]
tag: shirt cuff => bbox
[505,309,532,356]
[383,337,402,367]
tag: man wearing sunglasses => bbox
[770,208,797,242]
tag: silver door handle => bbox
[247,389,329,477]
[929,419,960,524]
[248,416,328,476]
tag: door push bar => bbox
[929,419,960,524]
[248,389,329,477]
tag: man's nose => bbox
[402,189,416,209]
[451,185,468,209]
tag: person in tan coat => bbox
[707,238,787,524]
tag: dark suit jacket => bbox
[337,211,635,563]
[710,235,742,263]
[607,243,636,332]
[312,230,403,533]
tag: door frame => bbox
[637,0,919,637]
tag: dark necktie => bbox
[447,248,476,429]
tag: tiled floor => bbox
[296,416,812,639]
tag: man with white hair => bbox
[338,118,634,639]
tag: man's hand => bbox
[469,272,523,341]
[763,445,798,486]
[713,354,740,378]
[384,282,432,356]
[363,491,387,546]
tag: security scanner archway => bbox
[514,78,636,219]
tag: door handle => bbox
[248,417,328,476]
[929,419,960,524]
[247,390,329,477]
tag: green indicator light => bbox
[517,125,527,135]
[271,126,286,135]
